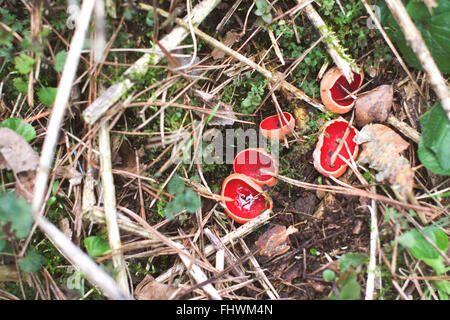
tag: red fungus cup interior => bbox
[330,71,363,107]
[222,177,269,222]
[319,121,357,172]
[234,149,275,184]
[260,112,293,131]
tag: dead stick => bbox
[330,111,355,167]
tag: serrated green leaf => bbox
[322,269,336,282]
[418,102,450,174]
[167,174,185,195]
[19,248,45,273]
[336,272,361,300]
[1,118,36,142]
[0,192,33,239]
[13,77,28,93]
[339,252,369,272]
[54,51,67,73]
[14,53,35,74]
[83,236,110,257]
[399,227,448,274]
[184,189,201,213]
[37,87,57,107]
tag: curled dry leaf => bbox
[134,275,179,300]
[354,84,393,127]
[0,128,39,202]
[0,128,39,173]
[255,224,298,258]
[354,124,414,202]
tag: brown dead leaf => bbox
[255,225,298,258]
[354,124,414,202]
[0,128,39,173]
[354,84,393,127]
[55,166,83,186]
[134,275,179,300]
[211,30,241,60]
[0,128,39,202]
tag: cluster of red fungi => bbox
[221,66,364,224]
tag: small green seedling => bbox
[164,174,201,220]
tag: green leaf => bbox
[164,194,185,219]
[379,0,450,73]
[322,269,336,282]
[418,141,450,176]
[13,77,28,93]
[54,51,67,73]
[0,229,6,252]
[0,192,33,239]
[434,280,450,300]
[337,272,361,300]
[399,226,448,274]
[418,102,450,175]
[339,252,369,272]
[83,236,110,257]
[19,248,45,273]
[14,53,35,74]
[37,87,57,106]
[167,174,185,195]
[1,118,36,142]
[184,189,201,213]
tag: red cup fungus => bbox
[259,112,295,140]
[313,119,359,178]
[221,173,273,224]
[320,66,364,114]
[233,148,278,187]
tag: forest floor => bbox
[0,0,449,301]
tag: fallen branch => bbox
[99,122,130,293]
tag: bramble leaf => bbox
[37,87,57,107]
[14,53,35,74]
[1,118,36,142]
[19,248,45,273]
